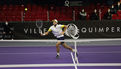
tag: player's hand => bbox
[61,32,64,35]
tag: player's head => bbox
[52,19,58,25]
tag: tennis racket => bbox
[36,20,43,29]
[36,20,43,35]
[65,23,79,39]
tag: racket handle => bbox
[40,31,43,34]
[40,31,44,36]
[40,33,45,36]
[42,34,45,36]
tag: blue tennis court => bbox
[0,39,121,69]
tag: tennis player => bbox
[41,19,75,58]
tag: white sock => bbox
[57,53,60,56]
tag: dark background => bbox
[0,0,120,6]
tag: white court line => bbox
[74,41,79,64]
[0,63,121,68]
[76,54,79,64]
[71,52,78,69]
[0,38,121,42]
[0,64,74,68]
[77,63,121,66]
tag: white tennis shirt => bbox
[48,24,64,38]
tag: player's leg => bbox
[56,41,61,58]
[62,42,74,52]
[62,43,78,56]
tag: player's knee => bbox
[56,43,60,47]
[56,42,61,45]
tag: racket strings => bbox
[65,24,79,39]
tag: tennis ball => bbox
[25,8,28,11]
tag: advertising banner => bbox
[0,20,121,39]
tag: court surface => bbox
[0,39,121,69]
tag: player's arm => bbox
[61,25,67,35]
[41,29,52,36]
